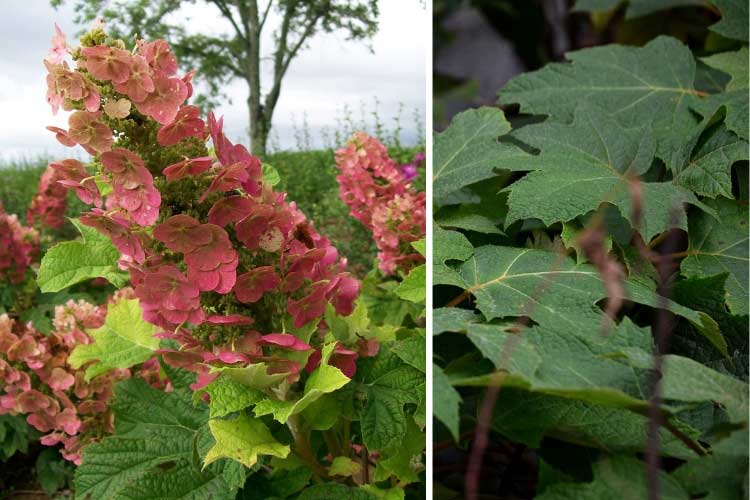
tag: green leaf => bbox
[204,414,289,469]
[709,0,749,41]
[433,227,473,287]
[373,417,424,484]
[436,203,504,234]
[411,238,426,256]
[671,427,749,499]
[74,374,237,500]
[213,363,289,390]
[329,456,361,477]
[672,273,748,380]
[682,198,748,315]
[500,36,704,166]
[298,484,377,500]
[395,264,426,303]
[701,47,749,91]
[253,343,351,423]
[672,121,748,198]
[574,0,711,19]
[326,299,370,344]
[693,89,749,140]
[501,104,709,240]
[262,163,281,186]
[433,107,528,200]
[452,319,664,414]
[391,333,426,373]
[536,456,690,499]
[457,245,724,353]
[37,218,129,292]
[200,374,264,419]
[357,348,424,452]
[491,388,700,458]
[68,299,158,381]
[35,448,71,494]
[433,307,482,336]
[623,350,748,422]
[433,364,461,440]
[359,485,405,500]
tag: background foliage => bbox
[433,1,748,499]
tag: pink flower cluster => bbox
[335,132,426,275]
[0,203,40,284]
[27,163,69,229]
[0,292,161,464]
[46,29,362,389]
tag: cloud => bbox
[0,0,426,161]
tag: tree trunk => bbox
[242,0,266,158]
[249,98,268,158]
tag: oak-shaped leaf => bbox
[253,343,351,423]
[356,347,424,452]
[432,107,528,201]
[536,456,690,499]
[500,36,705,166]
[671,119,748,198]
[68,299,158,380]
[501,104,710,241]
[456,245,725,354]
[37,218,129,292]
[203,414,290,469]
[682,197,748,315]
[74,369,238,500]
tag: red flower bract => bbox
[163,156,213,183]
[157,105,205,146]
[27,164,68,229]
[258,333,312,351]
[135,71,188,125]
[80,209,147,264]
[0,204,39,284]
[139,39,178,76]
[234,266,281,303]
[101,148,161,226]
[113,54,154,103]
[50,158,102,207]
[335,132,425,275]
[67,111,112,154]
[81,45,132,84]
[135,265,205,328]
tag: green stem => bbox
[288,416,329,479]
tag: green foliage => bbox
[68,298,159,380]
[433,3,749,496]
[35,448,74,495]
[204,415,290,469]
[37,218,129,292]
[0,415,34,461]
[74,368,240,500]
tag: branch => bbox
[280,13,319,75]
[259,0,274,31]
[208,0,247,43]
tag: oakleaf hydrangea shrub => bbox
[0,203,39,285]
[432,3,749,498]
[26,163,70,230]
[41,24,425,498]
[335,132,426,275]
[45,25,360,384]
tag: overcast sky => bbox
[0,1,426,162]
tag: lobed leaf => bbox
[37,218,129,292]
